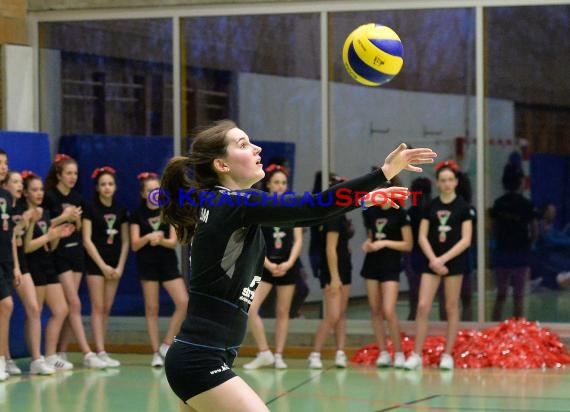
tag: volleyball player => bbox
[404,160,473,371]
[83,166,129,367]
[43,154,106,369]
[3,170,54,375]
[243,164,302,370]
[159,120,436,411]
[130,172,189,367]
[360,177,412,368]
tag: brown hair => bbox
[45,155,77,190]
[161,119,236,244]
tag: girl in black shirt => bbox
[23,171,75,372]
[130,172,189,367]
[243,165,302,370]
[404,161,473,371]
[2,171,54,375]
[360,177,412,368]
[159,119,436,411]
[44,154,106,369]
[83,167,130,368]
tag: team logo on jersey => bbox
[199,208,209,223]
[148,216,161,231]
[437,210,452,243]
[239,275,261,306]
[273,227,286,249]
[104,213,118,244]
[0,197,9,231]
[209,362,230,375]
[11,214,23,246]
[374,218,388,240]
[37,220,49,251]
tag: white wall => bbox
[239,72,514,301]
[1,45,35,131]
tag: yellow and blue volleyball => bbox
[342,23,404,87]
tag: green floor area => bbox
[2,354,569,411]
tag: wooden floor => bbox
[1,354,569,411]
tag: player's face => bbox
[437,169,457,195]
[222,128,264,188]
[25,178,44,206]
[0,154,8,182]
[58,162,78,189]
[96,173,116,200]
[266,171,288,195]
[3,173,23,200]
[142,178,159,205]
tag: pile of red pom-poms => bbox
[350,318,570,368]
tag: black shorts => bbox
[164,339,238,403]
[361,272,400,282]
[28,260,60,287]
[261,264,300,286]
[17,248,29,275]
[85,255,120,276]
[319,271,352,289]
[0,262,14,300]
[54,245,85,274]
[137,259,181,282]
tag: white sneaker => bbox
[274,354,288,369]
[97,352,120,368]
[334,350,347,368]
[159,343,170,359]
[308,352,323,369]
[439,353,454,370]
[376,351,391,368]
[151,352,164,367]
[5,359,22,375]
[243,351,275,370]
[46,354,74,371]
[56,352,68,362]
[403,352,422,370]
[0,357,8,381]
[393,352,406,369]
[83,352,106,369]
[29,357,55,375]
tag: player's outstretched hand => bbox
[381,143,437,180]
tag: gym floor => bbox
[1,353,569,411]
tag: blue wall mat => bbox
[0,131,51,177]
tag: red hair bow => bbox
[264,164,288,176]
[21,170,39,180]
[137,172,158,181]
[91,166,116,180]
[434,159,460,172]
[54,153,72,163]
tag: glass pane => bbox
[181,14,322,318]
[485,5,570,323]
[38,20,174,316]
[330,9,477,322]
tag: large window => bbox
[485,5,570,323]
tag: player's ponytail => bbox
[161,119,236,244]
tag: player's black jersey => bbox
[361,206,410,276]
[0,188,14,263]
[11,200,28,270]
[129,204,176,265]
[25,208,54,267]
[261,225,294,262]
[43,188,83,248]
[84,198,128,262]
[424,196,473,257]
[320,215,352,277]
[179,169,388,349]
